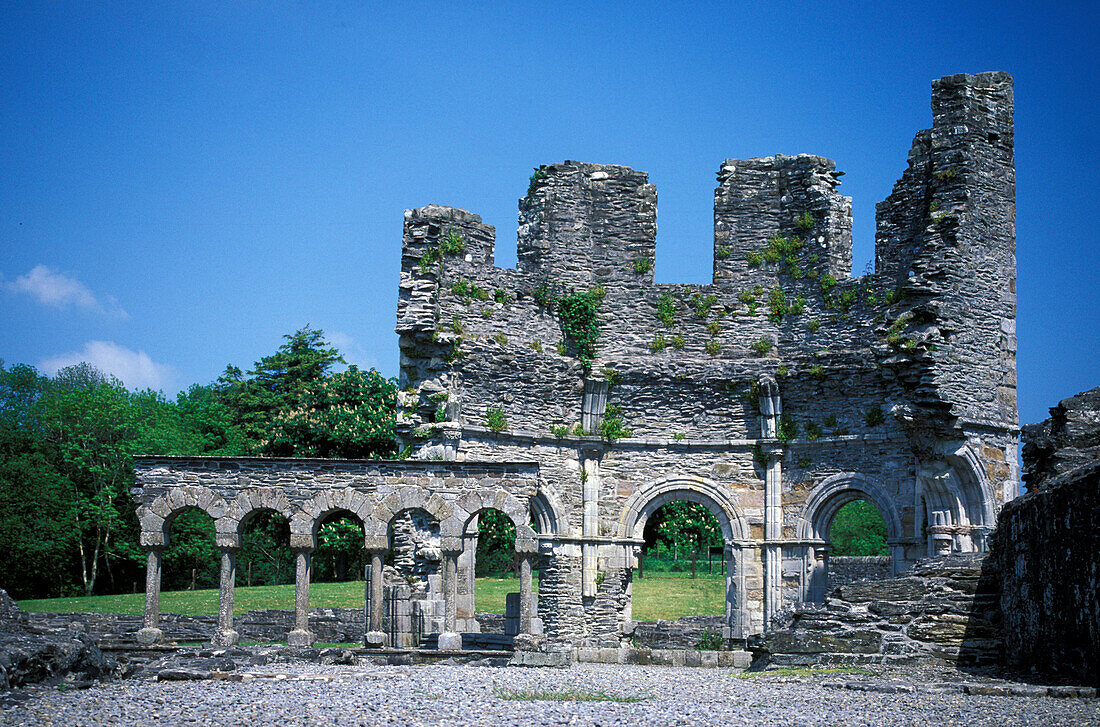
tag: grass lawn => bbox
[17,573,725,621]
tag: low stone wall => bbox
[761,555,1002,667]
[990,461,1100,686]
[827,556,893,590]
[631,615,725,650]
[25,609,367,644]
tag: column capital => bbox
[217,545,241,555]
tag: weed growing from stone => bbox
[485,406,507,432]
[633,257,652,274]
[656,292,677,327]
[751,337,773,356]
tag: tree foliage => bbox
[828,500,889,556]
[475,509,516,576]
[0,326,400,599]
[645,501,722,553]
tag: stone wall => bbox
[761,555,1002,667]
[827,556,894,590]
[991,387,1100,686]
[391,71,1018,646]
[1021,387,1100,492]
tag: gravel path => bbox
[2,663,1097,726]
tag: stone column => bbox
[518,553,534,635]
[437,549,462,650]
[287,548,315,647]
[365,548,386,647]
[212,547,239,647]
[763,445,784,629]
[137,547,164,645]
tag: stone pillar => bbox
[519,553,534,635]
[763,445,784,629]
[581,449,601,598]
[287,548,314,647]
[365,548,386,647]
[212,547,239,647]
[137,547,164,645]
[437,549,462,650]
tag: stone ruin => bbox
[130,71,1019,656]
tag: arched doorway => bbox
[619,477,750,642]
[798,473,903,603]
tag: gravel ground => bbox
[1,662,1097,727]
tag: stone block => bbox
[436,632,462,651]
[574,647,599,663]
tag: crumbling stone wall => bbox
[761,555,1002,667]
[827,556,894,590]
[394,72,1018,646]
[992,388,1100,686]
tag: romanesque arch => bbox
[451,489,536,549]
[289,487,375,549]
[529,487,564,537]
[796,472,903,544]
[367,485,453,538]
[137,486,230,548]
[618,475,751,640]
[618,475,749,542]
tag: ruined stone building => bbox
[132,71,1017,651]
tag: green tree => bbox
[162,509,219,591]
[0,362,79,598]
[649,501,723,554]
[314,516,365,582]
[829,500,889,556]
[475,509,516,576]
[215,326,344,450]
[37,364,147,596]
[266,366,397,458]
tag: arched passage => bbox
[619,476,750,642]
[162,506,219,595]
[798,473,904,602]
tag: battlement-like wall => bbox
[391,72,1018,645]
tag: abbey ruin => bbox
[132,71,1018,655]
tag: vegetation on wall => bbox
[557,289,602,368]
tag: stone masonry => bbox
[132,72,1018,653]
[393,72,1017,645]
[992,387,1100,686]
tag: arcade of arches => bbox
[133,446,1000,649]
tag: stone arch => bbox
[618,475,749,543]
[216,487,294,550]
[946,443,998,527]
[618,475,751,641]
[450,489,536,550]
[367,485,452,538]
[138,486,229,548]
[797,472,903,543]
[290,488,375,549]
[529,486,564,537]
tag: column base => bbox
[365,631,387,648]
[287,629,315,647]
[436,632,462,651]
[211,628,239,647]
[136,627,164,646]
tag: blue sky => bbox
[1,1,1096,428]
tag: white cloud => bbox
[327,331,382,371]
[40,341,174,391]
[6,264,128,318]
